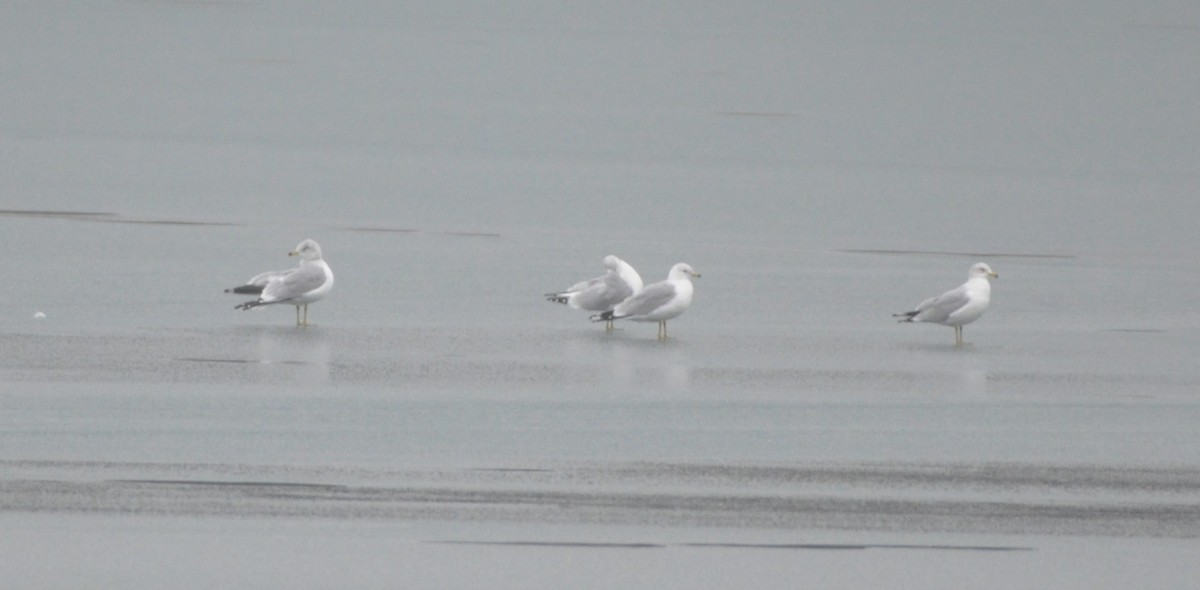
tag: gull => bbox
[894,262,998,345]
[546,255,644,331]
[591,262,700,339]
[227,239,334,326]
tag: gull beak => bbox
[691,271,702,278]
[288,250,300,257]
[988,271,999,278]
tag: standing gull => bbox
[546,255,644,331]
[227,239,334,326]
[894,262,998,345]
[591,263,700,340]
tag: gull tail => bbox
[893,311,918,323]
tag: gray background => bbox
[2,1,1198,588]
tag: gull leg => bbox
[606,320,614,332]
[303,305,310,326]
[954,326,963,346]
[658,321,667,340]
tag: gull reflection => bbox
[254,327,332,385]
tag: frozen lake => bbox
[3,1,1199,588]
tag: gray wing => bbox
[226,269,292,295]
[246,269,292,287]
[261,264,325,302]
[573,272,634,311]
[913,285,970,323]
[565,275,605,294]
[615,282,676,317]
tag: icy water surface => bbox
[3,211,1198,589]
[3,1,1200,588]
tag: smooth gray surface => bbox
[2,1,1199,588]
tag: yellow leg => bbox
[605,320,614,332]
[658,321,668,340]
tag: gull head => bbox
[602,255,622,271]
[669,262,701,280]
[970,262,998,280]
[289,239,324,261]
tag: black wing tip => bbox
[893,311,918,323]
[235,300,265,310]
[227,285,265,295]
[590,310,616,322]
[545,294,569,304]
